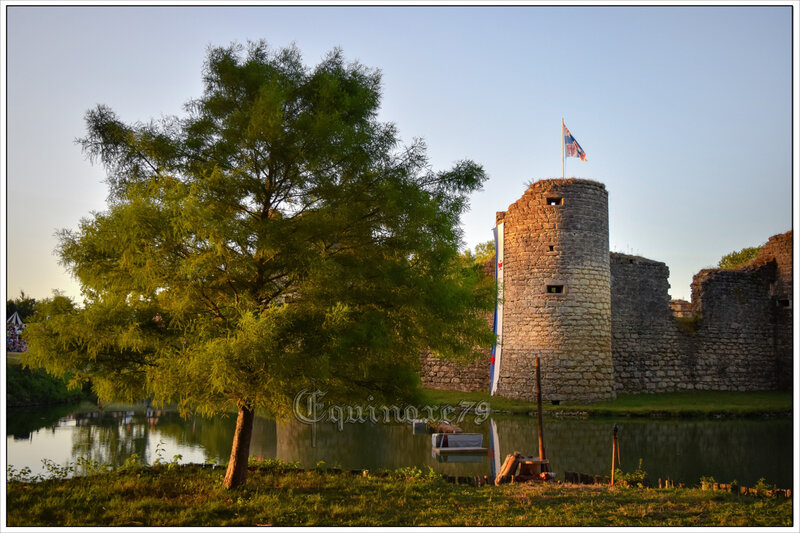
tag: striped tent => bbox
[6,311,24,326]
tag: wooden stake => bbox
[611,424,618,486]
[535,357,546,461]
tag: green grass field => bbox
[6,463,792,527]
[418,388,793,417]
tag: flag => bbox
[563,123,587,161]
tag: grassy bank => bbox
[6,462,792,527]
[419,388,793,418]
[6,364,94,407]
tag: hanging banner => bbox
[489,222,504,396]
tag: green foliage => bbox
[152,440,182,468]
[461,240,494,265]
[6,364,93,407]
[753,477,775,493]
[614,459,648,488]
[7,290,37,321]
[23,40,494,429]
[394,465,443,482]
[7,457,114,483]
[718,247,760,269]
[247,457,301,471]
[118,453,144,474]
[699,475,716,489]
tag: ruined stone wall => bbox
[610,254,695,393]
[689,262,778,390]
[750,231,793,389]
[495,179,614,402]
[669,299,692,318]
[610,230,792,394]
[417,176,792,398]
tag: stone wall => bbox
[689,262,778,390]
[751,231,793,389]
[418,350,491,392]
[610,253,694,393]
[669,299,692,318]
[417,177,793,399]
[610,230,793,393]
[494,179,614,402]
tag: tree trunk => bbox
[223,404,255,489]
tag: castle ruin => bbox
[420,178,794,401]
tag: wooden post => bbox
[610,424,618,486]
[496,452,520,486]
[535,357,546,461]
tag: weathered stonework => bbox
[419,350,491,392]
[610,253,695,393]
[751,231,794,389]
[494,179,614,402]
[419,180,794,400]
[669,299,692,318]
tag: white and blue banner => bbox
[489,222,504,396]
[489,418,501,480]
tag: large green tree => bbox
[23,42,494,488]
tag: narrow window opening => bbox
[769,282,775,296]
[546,285,564,294]
[546,197,563,206]
[548,245,555,252]
[778,299,791,308]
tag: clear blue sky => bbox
[4,4,797,303]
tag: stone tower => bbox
[495,178,615,402]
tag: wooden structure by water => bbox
[495,451,554,484]
[494,357,555,485]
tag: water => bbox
[6,402,793,488]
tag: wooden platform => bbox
[432,446,488,455]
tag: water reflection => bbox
[6,403,792,488]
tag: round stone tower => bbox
[495,178,615,402]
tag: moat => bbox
[6,402,792,488]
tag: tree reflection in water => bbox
[6,404,792,488]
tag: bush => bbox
[718,247,760,269]
[6,364,93,407]
[614,459,648,488]
[247,457,301,472]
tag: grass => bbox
[6,463,792,527]
[418,388,793,418]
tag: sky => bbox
[3,2,798,304]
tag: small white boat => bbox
[431,433,488,456]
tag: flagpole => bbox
[561,118,565,179]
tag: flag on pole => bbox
[563,123,587,161]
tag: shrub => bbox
[614,459,648,488]
[718,247,760,269]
